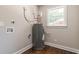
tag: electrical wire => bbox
[23,7,29,22]
[23,7,37,23]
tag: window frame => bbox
[46,6,68,27]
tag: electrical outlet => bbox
[28,34,31,39]
[6,27,14,33]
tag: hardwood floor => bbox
[22,45,76,54]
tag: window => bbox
[47,6,67,26]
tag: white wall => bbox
[0,5,37,54]
[40,5,79,50]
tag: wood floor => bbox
[22,45,76,54]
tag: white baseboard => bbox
[13,42,79,54]
[45,42,79,54]
[14,43,32,54]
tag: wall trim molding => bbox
[14,43,32,54]
[45,42,79,54]
[13,42,79,54]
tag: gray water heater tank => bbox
[32,24,45,50]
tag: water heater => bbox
[32,24,45,50]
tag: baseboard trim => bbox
[14,43,32,54]
[13,42,79,54]
[45,42,79,54]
